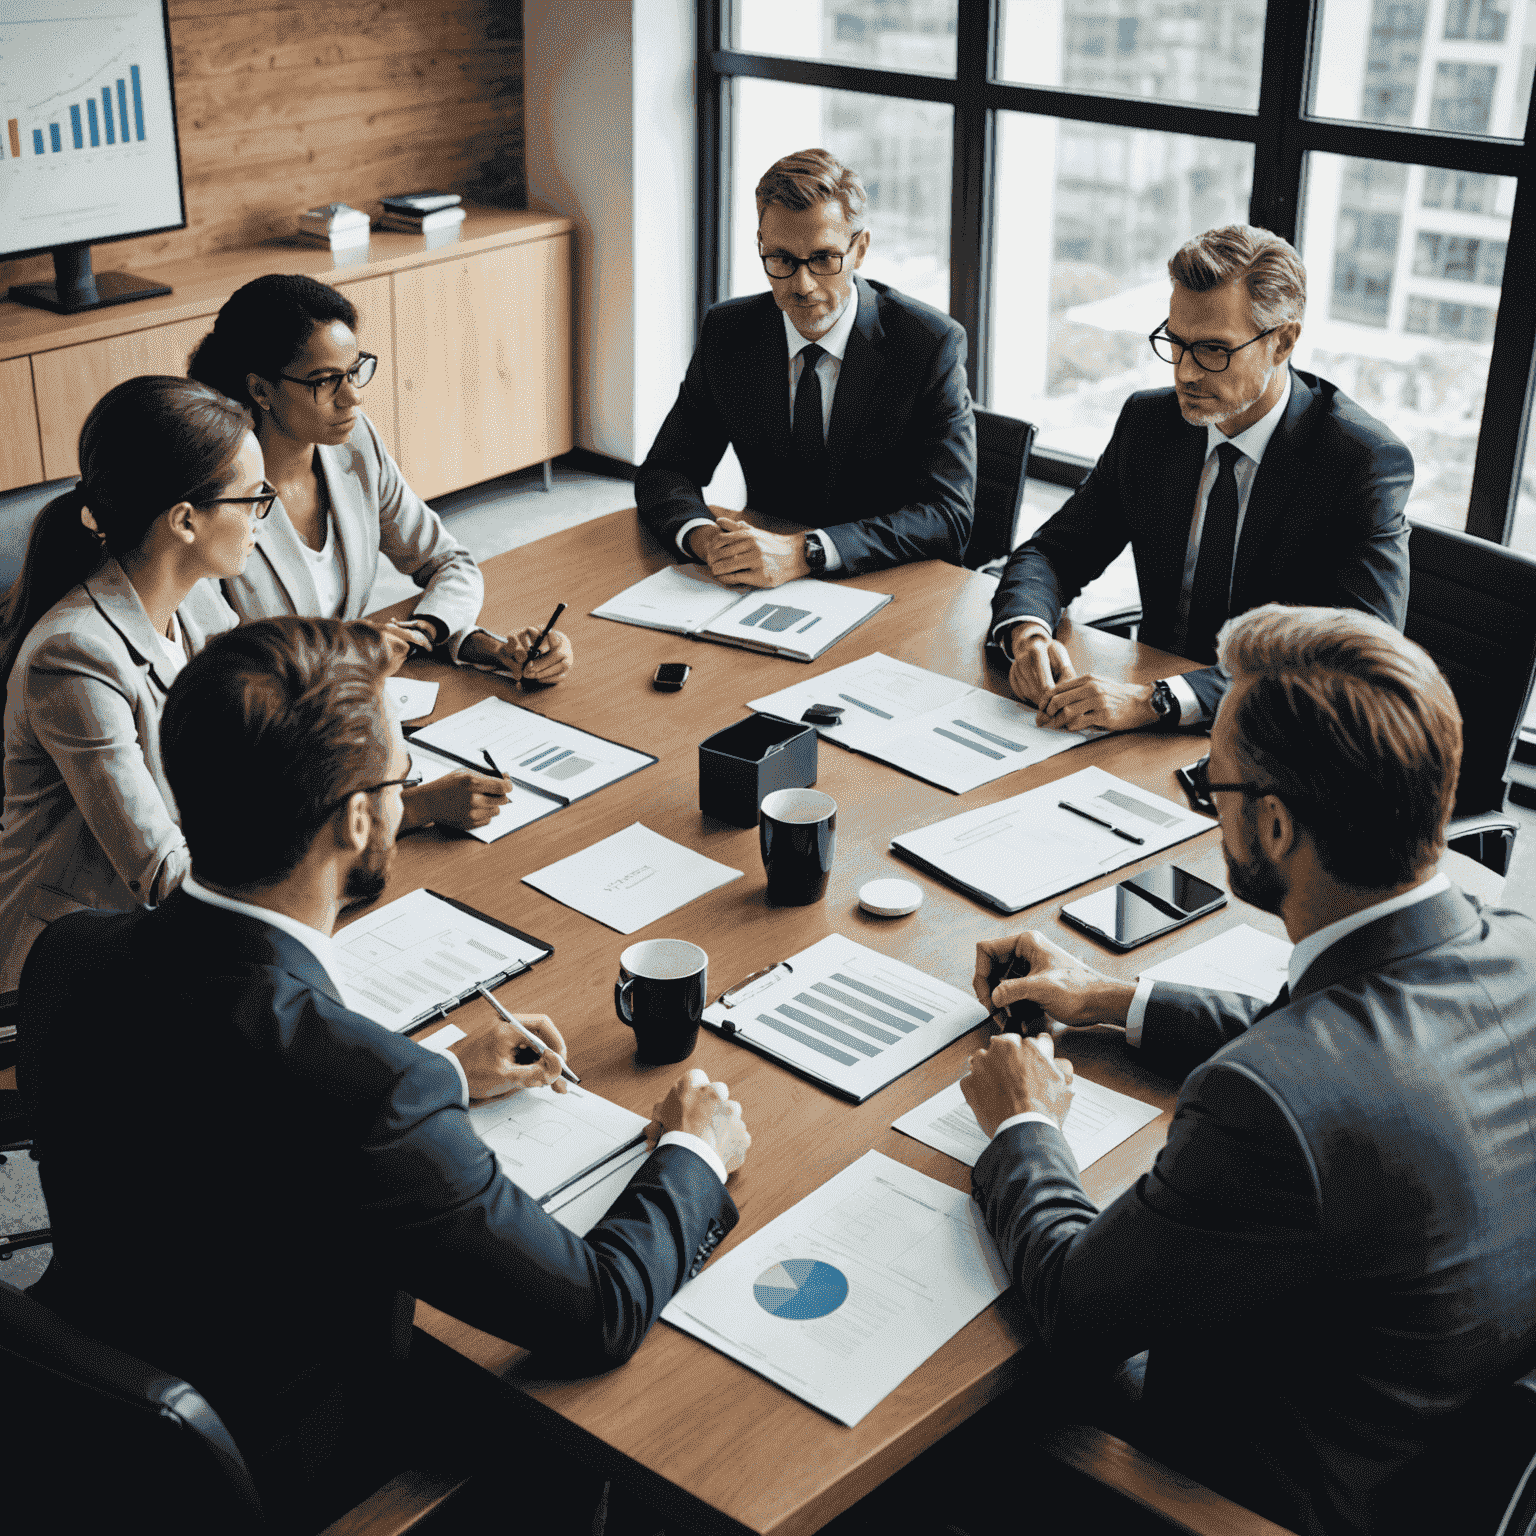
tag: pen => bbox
[523,601,567,669]
[483,748,508,782]
[1058,798,1146,845]
[474,982,580,1085]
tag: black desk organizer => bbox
[699,714,818,827]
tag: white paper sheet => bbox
[703,933,988,1102]
[332,888,548,1032]
[466,1083,648,1204]
[749,652,1095,792]
[522,822,743,934]
[546,1144,653,1234]
[387,678,439,722]
[410,696,653,808]
[891,765,1212,913]
[1137,922,1292,1002]
[592,565,891,661]
[411,744,560,843]
[662,1150,1008,1426]
[894,1077,1162,1173]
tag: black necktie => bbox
[1183,442,1244,663]
[793,344,828,489]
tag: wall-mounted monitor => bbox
[0,0,187,313]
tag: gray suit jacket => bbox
[0,560,236,994]
[220,413,485,653]
[972,888,1536,1535]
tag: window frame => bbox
[698,0,1536,544]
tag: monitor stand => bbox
[8,242,171,315]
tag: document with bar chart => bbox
[332,888,553,1034]
[592,564,891,662]
[890,765,1212,914]
[702,933,988,1102]
[408,696,655,813]
[894,1077,1162,1174]
[0,1,184,252]
[749,652,1096,792]
[662,1151,1008,1426]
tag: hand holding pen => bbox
[508,601,570,688]
[460,982,580,1096]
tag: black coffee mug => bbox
[759,788,837,906]
[614,939,708,1064]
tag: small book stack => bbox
[379,191,466,237]
[296,202,370,251]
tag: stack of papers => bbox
[1137,922,1291,1002]
[592,564,891,662]
[663,1151,1008,1426]
[891,765,1212,913]
[523,822,742,934]
[749,652,1096,793]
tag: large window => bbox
[700,0,1536,546]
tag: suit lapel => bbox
[752,304,793,462]
[318,441,374,619]
[249,492,320,615]
[84,558,181,693]
[824,275,884,467]
[1229,368,1312,605]
[1140,405,1208,642]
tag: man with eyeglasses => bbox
[989,224,1412,734]
[637,147,975,586]
[948,604,1536,1536]
[16,616,750,1528]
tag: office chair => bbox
[963,408,1036,571]
[1,1274,266,1530]
[1404,522,1536,877]
[0,1088,51,1262]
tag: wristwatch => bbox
[1149,678,1180,725]
[803,531,828,575]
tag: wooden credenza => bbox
[0,207,573,501]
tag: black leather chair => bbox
[964,408,1036,570]
[1404,522,1536,878]
[1,1274,266,1530]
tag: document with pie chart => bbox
[662,1151,1008,1425]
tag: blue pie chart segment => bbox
[753,1259,849,1320]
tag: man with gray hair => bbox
[637,147,975,586]
[989,224,1413,731]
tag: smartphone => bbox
[1060,863,1227,952]
[653,663,691,692]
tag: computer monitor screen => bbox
[0,0,185,261]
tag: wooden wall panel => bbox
[0,2,524,291]
[0,358,43,493]
[337,274,398,456]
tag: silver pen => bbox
[474,981,580,1084]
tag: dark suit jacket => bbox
[17,895,736,1485]
[973,888,1536,1536]
[989,368,1413,717]
[636,275,976,575]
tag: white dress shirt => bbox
[180,877,726,1182]
[301,511,347,619]
[675,293,859,573]
[995,871,1454,1141]
[1000,372,1293,725]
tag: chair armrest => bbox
[1040,1424,1299,1536]
[1447,811,1520,878]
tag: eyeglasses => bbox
[1149,321,1277,372]
[317,753,422,819]
[759,237,860,280]
[1190,757,1276,803]
[278,352,378,402]
[202,482,279,520]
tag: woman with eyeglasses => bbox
[188,273,575,834]
[0,376,267,1004]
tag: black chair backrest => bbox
[964,408,1036,569]
[0,1275,265,1530]
[1405,522,1536,820]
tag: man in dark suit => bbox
[17,617,750,1527]
[991,224,1412,732]
[962,604,1536,1535]
[636,147,975,585]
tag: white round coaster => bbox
[858,878,924,918]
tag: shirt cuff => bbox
[1124,977,1157,1048]
[810,528,844,573]
[657,1130,729,1184]
[990,617,1052,655]
[994,1111,1062,1138]
[1164,673,1203,725]
[677,517,716,558]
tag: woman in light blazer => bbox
[0,377,270,1002]
[188,274,576,834]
